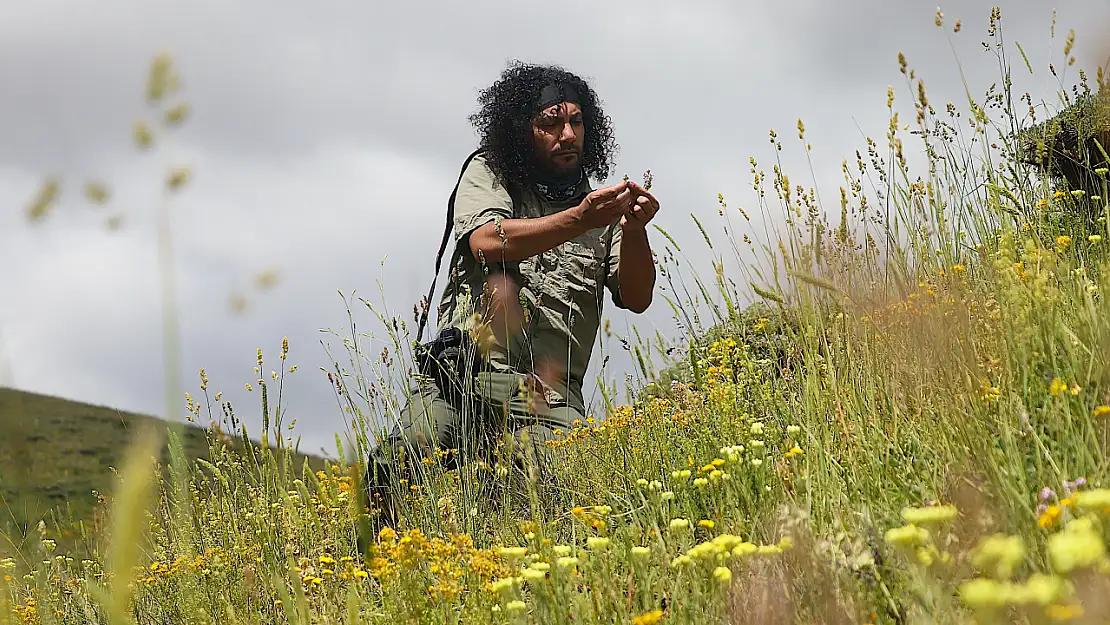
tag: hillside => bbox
[0,387,326,544]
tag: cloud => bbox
[2,0,1107,456]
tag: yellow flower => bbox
[712,566,732,585]
[586,537,611,551]
[632,609,664,625]
[1047,517,1106,574]
[1093,405,1110,418]
[698,520,715,530]
[669,518,690,532]
[1039,505,1062,529]
[556,556,579,569]
[1049,378,1067,397]
[499,546,528,559]
[901,504,958,525]
[1045,604,1084,621]
[884,524,930,548]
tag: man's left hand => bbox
[620,181,659,231]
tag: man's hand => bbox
[615,180,658,313]
[619,181,660,231]
[572,181,633,231]
[467,181,632,264]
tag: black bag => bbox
[411,148,490,402]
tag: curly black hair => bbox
[469,60,618,192]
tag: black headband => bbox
[535,82,581,113]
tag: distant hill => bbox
[0,387,327,546]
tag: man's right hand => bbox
[468,182,632,264]
[572,181,633,231]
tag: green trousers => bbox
[366,371,582,498]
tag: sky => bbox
[2,0,1108,458]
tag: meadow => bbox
[4,8,1110,624]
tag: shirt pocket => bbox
[558,235,606,316]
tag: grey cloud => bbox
[2,0,1107,456]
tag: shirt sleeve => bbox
[453,155,514,249]
[605,223,626,309]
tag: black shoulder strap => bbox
[415,147,487,344]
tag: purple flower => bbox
[1074,477,1087,488]
[1036,504,1047,517]
[1039,487,1054,502]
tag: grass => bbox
[5,7,1110,625]
[0,387,326,558]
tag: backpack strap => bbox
[415,147,487,344]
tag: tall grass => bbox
[5,8,1110,624]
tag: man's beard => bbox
[533,152,584,201]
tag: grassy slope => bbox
[0,387,325,541]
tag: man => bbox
[364,61,659,525]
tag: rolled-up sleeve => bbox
[605,224,625,309]
[453,156,514,250]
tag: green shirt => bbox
[435,154,624,413]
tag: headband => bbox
[535,82,581,113]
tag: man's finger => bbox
[627,181,659,208]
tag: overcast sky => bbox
[2,0,1108,458]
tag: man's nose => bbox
[559,122,578,144]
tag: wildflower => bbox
[758,545,783,556]
[1039,505,1062,529]
[1090,235,1102,244]
[1096,167,1108,177]
[354,569,369,579]
[1045,604,1085,621]
[1070,190,1085,199]
[522,568,546,582]
[632,609,664,625]
[499,546,528,560]
[506,600,526,613]
[959,578,1013,610]
[553,545,572,557]
[166,167,192,191]
[786,425,801,435]
[631,546,651,559]
[1074,488,1110,512]
[1093,405,1110,418]
[972,534,1025,579]
[694,478,709,488]
[1049,378,1067,397]
[749,422,764,435]
[699,520,715,530]
[671,470,691,480]
[901,504,958,525]
[636,478,649,488]
[669,518,690,532]
[712,566,733,585]
[884,524,930,549]
[784,446,804,459]
[490,578,518,594]
[670,555,693,568]
[660,491,675,501]
[732,542,759,559]
[1047,517,1106,574]
[556,556,579,569]
[750,458,763,467]
[586,537,611,551]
